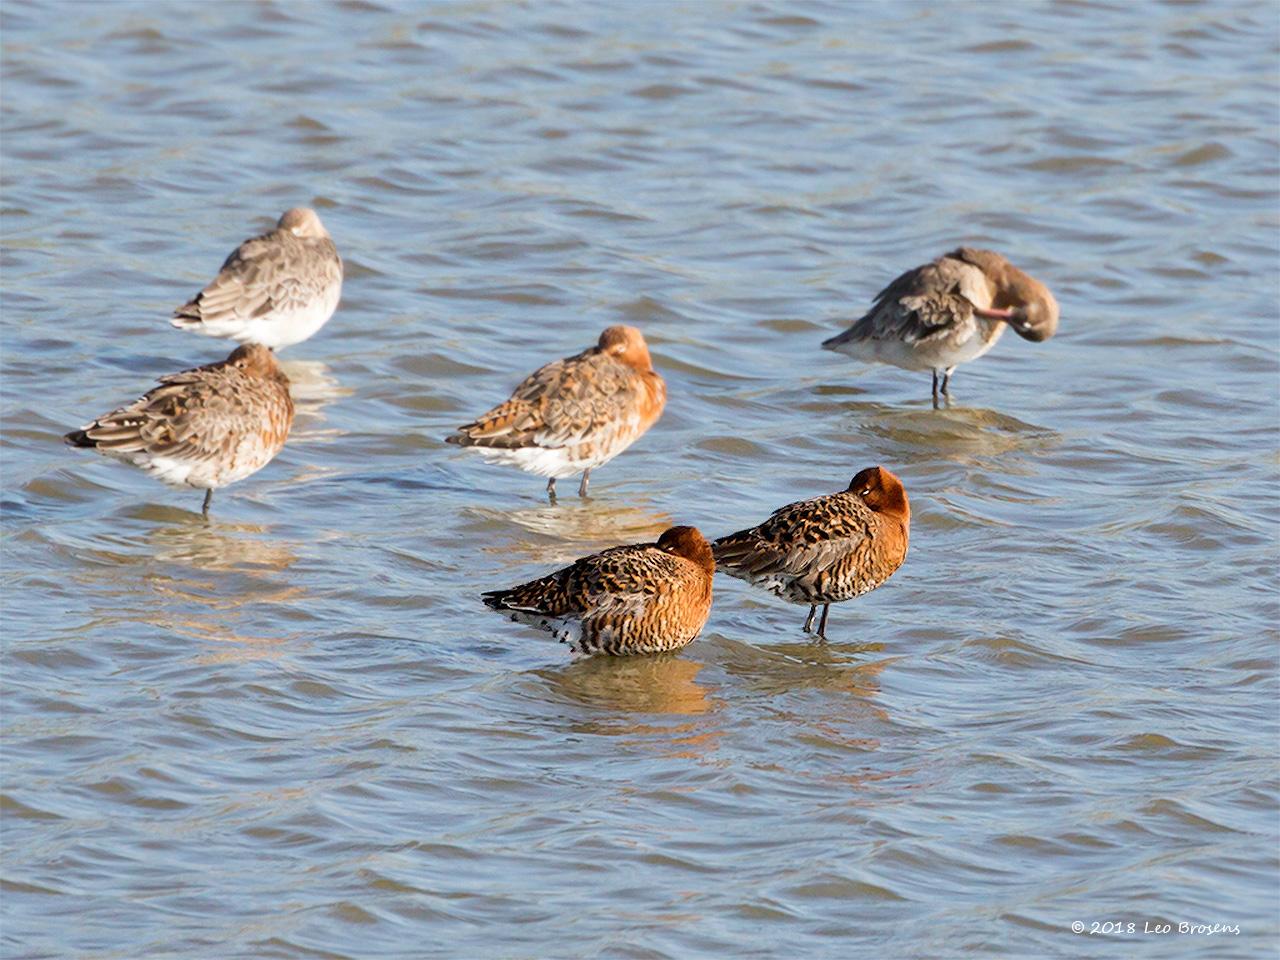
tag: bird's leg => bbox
[941,366,955,398]
[931,369,941,409]
[578,469,591,498]
[816,603,831,639]
[546,477,558,504]
[201,489,213,517]
[803,604,817,632]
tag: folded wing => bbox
[450,351,643,452]
[825,255,987,348]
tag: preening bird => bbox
[822,247,1058,406]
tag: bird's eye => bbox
[860,487,872,496]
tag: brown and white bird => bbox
[482,525,715,656]
[65,343,294,516]
[712,466,909,638]
[447,325,666,502]
[822,248,1058,406]
[172,207,343,350]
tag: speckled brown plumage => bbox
[483,526,715,656]
[65,343,294,515]
[172,208,343,350]
[446,325,666,501]
[712,466,910,637]
[822,248,1058,405]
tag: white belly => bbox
[112,444,273,490]
[836,321,1006,373]
[233,285,341,349]
[464,441,623,479]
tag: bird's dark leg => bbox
[931,369,941,409]
[816,603,831,639]
[803,604,817,632]
[578,469,591,498]
[201,489,213,517]
[546,478,557,504]
[941,366,955,399]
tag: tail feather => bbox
[821,324,864,351]
[65,421,149,452]
[481,589,512,610]
[171,296,205,326]
[482,587,553,615]
[711,533,770,580]
[481,567,571,616]
[77,426,140,444]
[448,397,543,450]
[711,532,753,564]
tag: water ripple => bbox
[2,1,1277,958]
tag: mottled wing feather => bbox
[450,356,574,448]
[487,544,680,616]
[713,493,875,582]
[174,230,341,328]
[175,233,274,324]
[75,369,290,464]
[844,258,980,345]
[452,351,642,450]
[486,538,713,656]
[565,545,683,600]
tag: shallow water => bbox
[3,1,1278,957]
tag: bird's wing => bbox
[75,370,285,464]
[173,230,340,326]
[831,256,987,346]
[486,544,679,617]
[713,493,875,581]
[450,351,642,450]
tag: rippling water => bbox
[3,1,1278,957]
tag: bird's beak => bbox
[972,305,1013,321]
[973,304,1030,334]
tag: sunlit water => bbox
[3,1,1278,957]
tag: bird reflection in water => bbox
[807,394,1059,464]
[533,654,724,759]
[279,358,349,417]
[256,358,350,498]
[720,636,890,705]
[529,655,727,757]
[861,404,1058,460]
[476,499,675,567]
[280,358,350,458]
[126,509,301,573]
[74,509,306,661]
[718,642,912,790]
[541,654,716,716]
